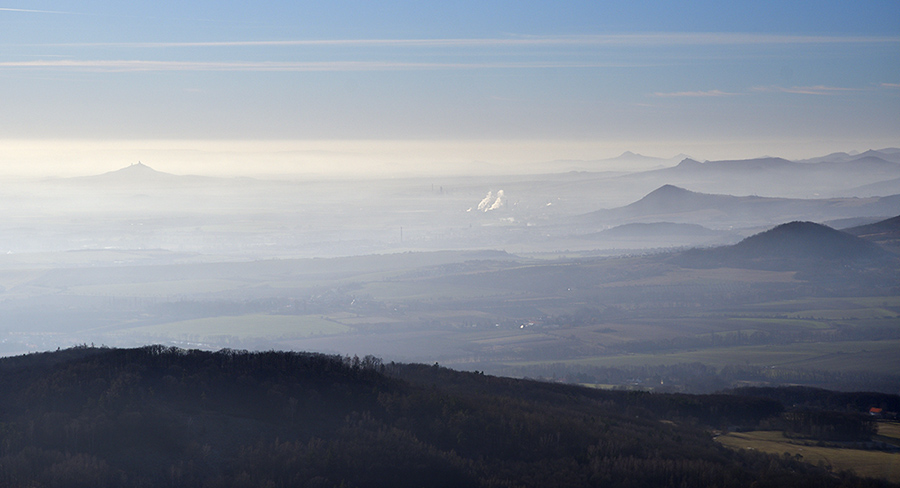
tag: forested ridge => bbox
[0,346,894,487]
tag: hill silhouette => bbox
[85,162,179,182]
[107,161,160,176]
[580,185,900,227]
[606,152,900,199]
[68,162,228,187]
[662,157,797,174]
[847,176,900,197]
[596,221,725,238]
[850,149,900,164]
[0,345,887,487]
[625,184,732,213]
[674,221,893,271]
[794,148,900,165]
[578,222,739,249]
[668,153,900,174]
[844,215,900,253]
[579,184,760,224]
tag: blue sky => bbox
[1,1,898,176]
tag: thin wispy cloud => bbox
[33,33,900,49]
[653,85,867,98]
[652,89,735,98]
[0,59,657,72]
[0,7,70,14]
[881,82,900,89]
[752,85,860,95]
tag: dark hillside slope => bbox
[720,221,889,262]
[676,221,891,268]
[671,222,898,294]
[845,215,900,253]
[727,386,900,413]
[0,346,891,488]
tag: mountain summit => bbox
[607,184,739,217]
[99,162,169,180]
[69,162,224,187]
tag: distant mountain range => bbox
[539,148,900,177]
[667,153,900,176]
[43,152,900,258]
[796,148,900,165]
[579,184,900,228]
[607,149,900,198]
[539,151,692,172]
[62,148,900,201]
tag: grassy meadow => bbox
[717,429,900,483]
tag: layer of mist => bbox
[1,149,898,393]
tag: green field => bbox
[879,423,900,442]
[717,430,900,483]
[117,314,350,340]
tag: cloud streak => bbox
[751,85,860,95]
[652,89,736,98]
[0,7,70,14]
[0,59,660,72]
[34,33,900,49]
[652,84,869,98]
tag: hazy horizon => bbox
[2,1,898,178]
[2,139,899,179]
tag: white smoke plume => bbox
[474,190,505,212]
[477,191,493,211]
[489,190,505,211]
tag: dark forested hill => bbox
[674,221,894,273]
[715,221,889,262]
[0,346,894,488]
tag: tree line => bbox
[0,346,894,487]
